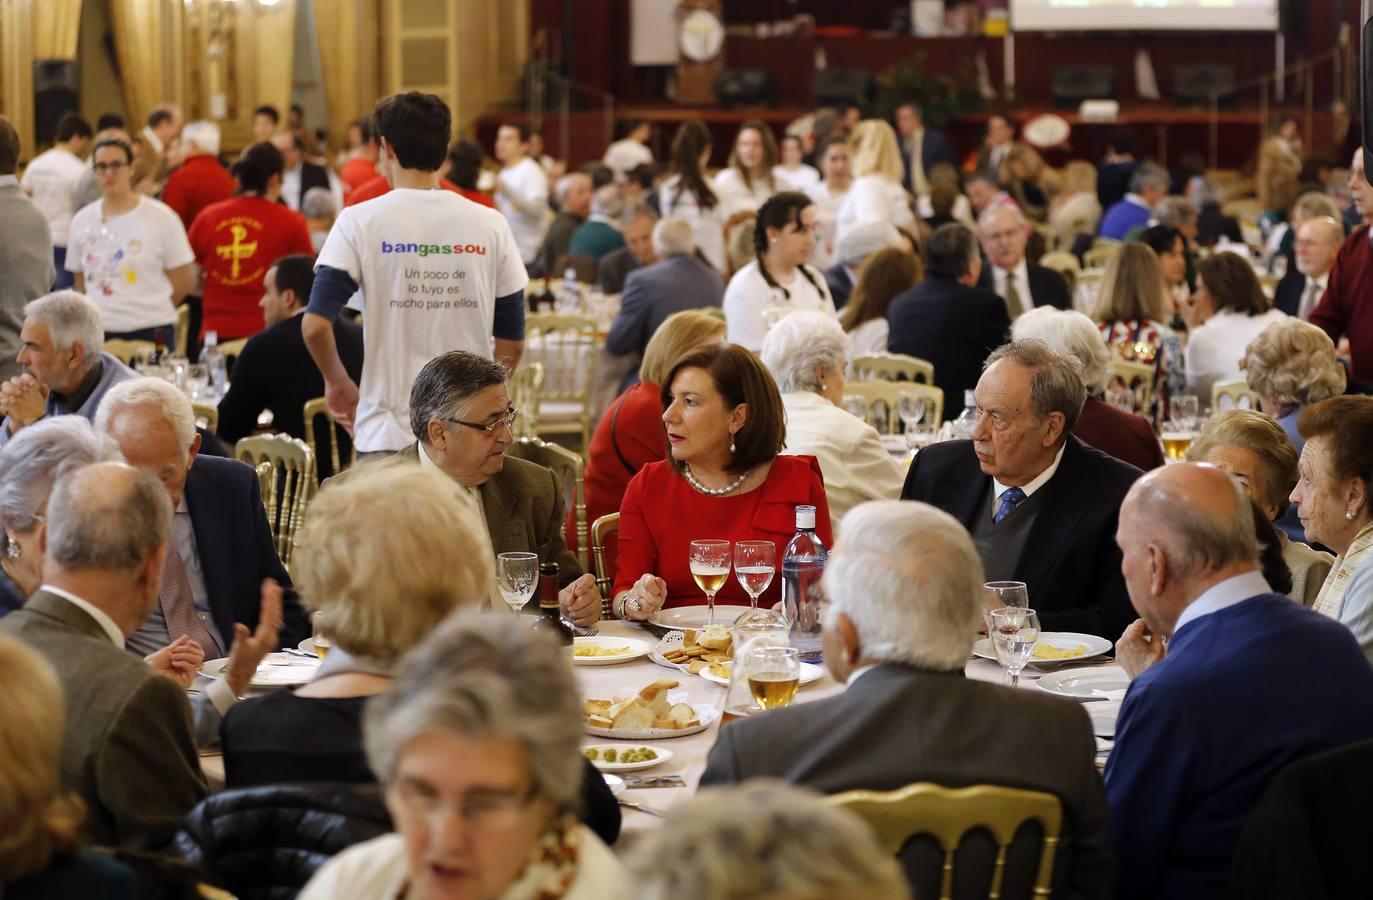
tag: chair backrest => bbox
[590,512,621,600]
[829,782,1064,900]
[302,397,355,479]
[851,352,935,385]
[508,361,546,440]
[842,381,944,435]
[1213,378,1261,412]
[104,339,156,367]
[1083,243,1121,270]
[1074,270,1105,314]
[234,434,315,567]
[522,313,600,449]
[1105,358,1156,417]
[504,436,588,570]
[192,401,219,433]
[1039,252,1080,294]
[1222,198,1264,227]
[1032,221,1058,253]
[175,304,191,357]
[219,338,248,377]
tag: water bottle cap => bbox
[795,505,816,530]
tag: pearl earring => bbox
[5,541,19,560]
[729,433,736,453]
[1347,510,1358,521]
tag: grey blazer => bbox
[603,255,725,360]
[0,182,56,381]
[701,664,1115,900]
[0,590,208,850]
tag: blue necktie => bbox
[994,487,1026,525]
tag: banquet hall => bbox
[0,0,1372,898]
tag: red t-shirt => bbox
[613,456,833,608]
[188,195,315,339]
[338,156,379,194]
[163,154,236,230]
[345,174,495,208]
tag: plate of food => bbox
[650,625,735,673]
[698,659,825,688]
[648,605,754,633]
[201,653,319,689]
[573,636,652,666]
[582,679,719,739]
[972,632,1112,666]
[1036,669,1130,701]
[582,744,673,772]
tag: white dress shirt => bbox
[991,258,1033,319]
[991,442,1066,519]
[1184,308,1288,400]
[417,442,501,607]
[280,163,346,214]
[1173,570,1271,635]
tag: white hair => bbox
[835,220,900,267]
[651,217,696,257]
[591,183,624,219]
[760,312,848,394]
[23,291,104,366]
[181,120,221,157]
[823,500,983,670]
[301,186,337,219]
[977,202,1027,233]
[1011,307,1111,395]
[554,172,590,205]
[94,377,197,460]
[0,417,123,546]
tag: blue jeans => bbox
[105,325,175,346]
[52,246,74,290]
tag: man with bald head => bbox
[976,205,1071,318]
[1274,216,1343,320]
[1105,462,1373,900]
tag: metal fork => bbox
[617,798,666,818]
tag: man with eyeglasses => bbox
[398,351,601,626]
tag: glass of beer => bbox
[733,541,776,610]
[1162,395,1200,462]
[689,539,732,625]
[744,645,801,710]
[311,610,331,660]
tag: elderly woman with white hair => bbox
[627,780,909,900]
[760,312,905,533]
[298,611,627,900]
[1013,307,1165,472]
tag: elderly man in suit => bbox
[597,204,659,294]
[887,224,1010,421]
[0,291,136,445]
[401,350,601,626]
[1105,463,1373,900]
[700,499,1113,898]
[902,340,1142,638]
[95,377,308,657]
[0,462,281,849]
[0,116,55,381]
[1273,216,1342,320]
[977,205,1072,317]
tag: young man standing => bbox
[21,112,92,289]
[493,122,549,271]
[303,92,527,456]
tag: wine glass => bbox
[1169,395,1200,432]
[897,394,927,431]
[983,581,1029,633]
[733,541,776,610]
[989,606,1040,688]
[185,363,211,401]
[841,395,868,420]
[689,539,732,626]
[311,610,331,660]
[743,645,801,711]
[905,418,938,452]
[496,552,539,614]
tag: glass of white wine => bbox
[689,539,732,626]
[745,645,801,710]
[311,610,331,660]
[733,541,776,610]
[496,552,539,614]
[990,606,1040,688]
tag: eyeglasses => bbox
[392,779,539,831]
[446,406,518,435]
[93,162,128,173]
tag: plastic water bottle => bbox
[782,505,828,663]
[951,390,978,439]
[201,331,227,399]
[558,267,581,313]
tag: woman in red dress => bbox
[610,343,832,619]
[569,310,726,573]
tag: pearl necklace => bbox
[683,464,750,496]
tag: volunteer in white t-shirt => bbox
[603,120,654,178]
[805,137,853,270]
[66,137,195,342]
[493,123,550,269]
[723,192,837,353]
[21,113,92,289]
[773,134,821,194]
[659,121,726,273]
[304,92,529,455]
[712,121,779,221]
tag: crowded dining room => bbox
[1,0,1372,897]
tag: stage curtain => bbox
[32,0,80,58]
[0,0,34,158]
[110,0,184,130]
[313,0,379,150]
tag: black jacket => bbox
[886,275,1011,421]
[823,263,854,311]
[977,262,1073,312]
[902,436,1142,639]
[1272,268,1310,318]
[900,130,958,195]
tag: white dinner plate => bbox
[1036,669,1130,701]
[1088,706,1117,739]
[698,661,825,688]
[201,652,319,688]
[573,636,652,666]
[297,638,328,658]
[582,745,674,772]
[585,703,721,740]
[602,773,625,798]
[972,632,1112,665]
[648,605,755,632]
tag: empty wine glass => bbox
[689,539,732,626]
[733,541,776,610]
[496,552,539,614]
[185,363,211,400]
[905,418,938,451]
[983,581,1029,633]
[1169,395,1200,432]
[989,606,1040,687]
[897,394,927,430]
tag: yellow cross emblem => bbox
[215,224,258,279]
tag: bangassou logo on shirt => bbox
[380,241,487,257]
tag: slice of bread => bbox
[587,714,613,729]
[612,704,656,732]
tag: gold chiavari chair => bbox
[1212,379,1262,412]
[302,397,355,479]
[191,401,219,433]
[1039,251,1081,295]
[103,339,156,367]
[1105,358,1156,417]
[505,436,588,570]
[219,338,248,376]
[1083,242,1121,270]
[851,352,935,385]
[522,313,599,451]
[829,782,1064,900]
[842,381,944,436]
[174,304,191,357]
[234,434,315,568]
[508,362,545,440]
[590,512,620,614]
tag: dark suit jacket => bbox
[701,664,1114,900]
[0,591,208,850]
[184,455,308,646]
[597,246,642,294]
[823,262,855,311]
[604,255,725,359]
[886,274,1011,421]
[902,436,1142,638]
[978,262,1073,311]
[901,129,957,194]
[1272,268,1306,318]
[397,444,584,586]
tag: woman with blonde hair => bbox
[1092,241,1186,425]
[838,246,922,355]
[1050,160,1102,247]
[1000,143,1048,221]
[836,120,915,235]
[1242,318,1347,452]
[0,634,139,896]
[712,120,779,219]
